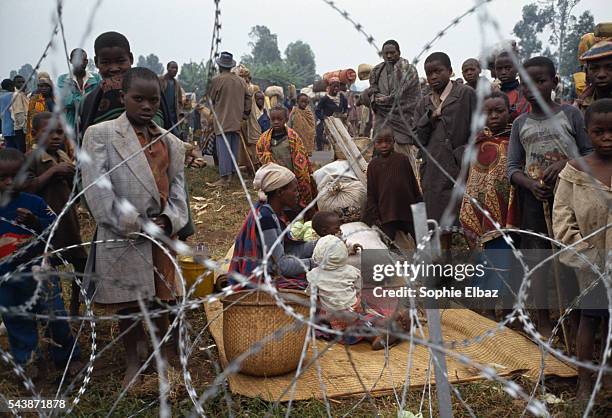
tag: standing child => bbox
[553,98,612,399]
[495,51,530,121]
[255,91,270,133]
[288,93,316,155]
[0,148,81,379]
[315,77,348,151]
[460,92,519,316]
[81,67,188,387]
[79,31,171,138]
[576,40,612,112]
[461,58,483,91]
[25,112,87,316]
[364,127,422,242]
[413,52,475,245]
[256,105,316,209]
[25,73,55,152]
[507,56,593,337]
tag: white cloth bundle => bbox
[316,180,366,215]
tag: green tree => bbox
[513,1,592,81]
[559,11,594,78]
[178,61,212,99]
[243,25,282,67]
[241,25,318,88]
[284,41,316,86]
[513,4,547,60]
[137,53,164,74]
[250,62,295,88]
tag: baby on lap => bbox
[307,213,397,350]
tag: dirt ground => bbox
[1,165,611,416]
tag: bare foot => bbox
[538,321,553,340]
[121,364,142,389]
[207,177,229,187]
[163,344,181,370]
[66,360,85,378]
[370,334,399,351]
[576,379,593,401]
[137,341,149,361]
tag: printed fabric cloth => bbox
[460,126,519,246]
[256,127,316,207]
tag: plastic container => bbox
[179,256,214,298]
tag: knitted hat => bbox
[580,40,612,62]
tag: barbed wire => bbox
[0,0,610,417]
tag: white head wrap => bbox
[253,163,296,199]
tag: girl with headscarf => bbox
[25,72,55,151]
[229,163,317,289]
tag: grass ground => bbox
[0,166,610,417]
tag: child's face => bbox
[462,62,480,85]
[587,111,612,158]
[328,82,340,96]
[270,110,287,132]
[34,118,65,153]
[374,134,394,157]
[14,77,25,91]
[521,66,557,106]
[319,216,342,237]
[494,55,517,84]
[121,78,161,126]
[95,47,133,79]
[255,93,265,109]
[587,58,612,92]
[297,96,309,110]
[483,97,510,133]
[0,160,22,193]
[38,83,52,97]
[424,60,451,94]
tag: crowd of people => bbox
[0,26,610,399]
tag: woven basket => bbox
[221,290,310,377]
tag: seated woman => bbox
[229,163,317,289]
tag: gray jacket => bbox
[81,112,188,304]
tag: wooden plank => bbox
[324,117,367,185]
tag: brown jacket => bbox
[159,76,186,118]
[413,81,476,222]
[208,71,252,135]
[26,149,87,260]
